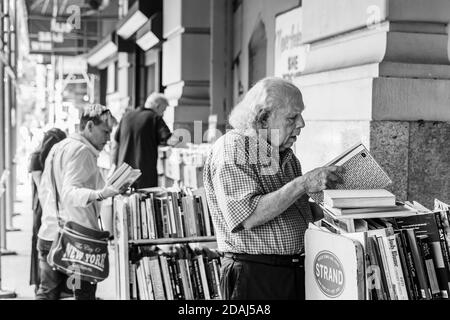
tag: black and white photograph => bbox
[0,0,450,309]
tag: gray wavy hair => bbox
[228,77,303,130]
[145,92,169,109]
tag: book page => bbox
[310,143,392,204]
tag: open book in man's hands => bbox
[309,143,392,204]
[107,162,142,190]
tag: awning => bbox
[136,13,163,51]
[116,0,162,40]
[85,32,134,69]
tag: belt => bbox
[224,252,304,267]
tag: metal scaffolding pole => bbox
[0,0,17,255]
[0,172,16,298]
[3,0,19,233]
[0,0,17,296]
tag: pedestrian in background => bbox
[28,128,67,293]
[112,93,178,189]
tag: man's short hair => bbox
[79,104,117,130]
[144,92,169,109]
[228,77,303,130]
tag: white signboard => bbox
[274,6,304,80]
[305,228,365,300]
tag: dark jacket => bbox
[114,107,171,188]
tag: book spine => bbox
[161,199,170,238]
[154,198,164,238]
[126,202,133,241]
[191,256,205,299]
[159,255,174,300]
[141,257,154,300]
[375,235,397,299]
[406,229,432,299]
[148,257,166,300]
[188,196,199,237]
[368,236,388,300]
[435,211,450,298]
[180,259,194,300]
[386,235,409,300]
[129,261,137,300]
[167,196,178,237]
[417,236,441,299]
[176,194,186,237]
[169,256,184,300]
[195,196,206,236]
[206,260,219,299]
[136,263,148,300]
[145,198,156,239]
[171,193,183,238]
[134,195,141,240]
[140,200,149,240]
[395,233,414,300]
[197,256,211,299]
[211,259,222,299]
[400,230,420,299]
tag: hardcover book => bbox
[310,143,392,204]
[323,189,395,208]
[107,162,142,190]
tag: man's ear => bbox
[86,120,94,132]
[255,108,270,129]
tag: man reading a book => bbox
[203,77,343,300]
[36,104,125,300]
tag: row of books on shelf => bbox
[128,244,222,300]
[314,198,450,300]
[122,187,215,241]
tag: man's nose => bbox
[296,115,305,129]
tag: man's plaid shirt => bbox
[203,130,313,255]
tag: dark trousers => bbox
[220,253,305,300]
[35,238,97,300]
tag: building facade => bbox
[24,0,450,208]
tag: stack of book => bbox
[322,189,418,222]
[124,187,215,240]
[129,244,222,300]
[307,142,450,300]
[313,199,450,300]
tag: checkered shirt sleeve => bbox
[212,160,263,233]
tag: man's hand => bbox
[303,166,344,193]
[99,185,121,199]
[118,183,131,194]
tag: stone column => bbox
[295,0,450,207]
[162,0,211,142]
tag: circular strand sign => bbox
[313,250,345,298]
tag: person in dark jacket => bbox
[28,128,67,293]
[113,93,174,189]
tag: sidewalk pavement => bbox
[1,173,117,300]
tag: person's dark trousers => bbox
[35,238,97,300]
[220,253,305,300]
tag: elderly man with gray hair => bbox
[113,92,175,189]
[203,77,343,300]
